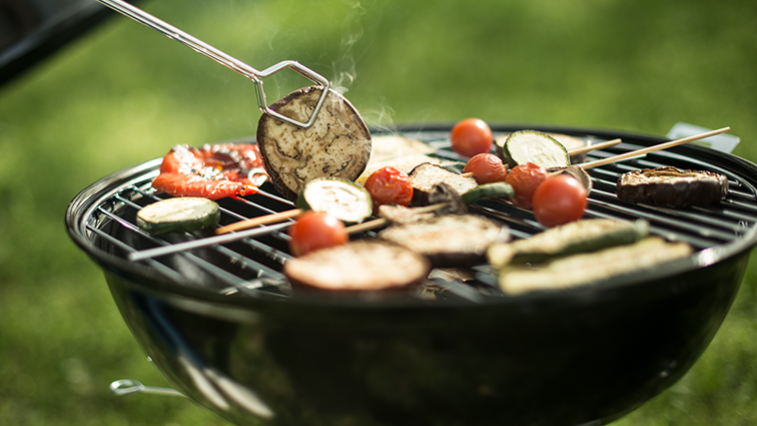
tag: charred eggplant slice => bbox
[498,237,693,295]
[408,162,478,205]
[379,214,509,267]
[284,240,430,291]
[257,86,372,200]
[616,166,728,207]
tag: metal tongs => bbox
[96,0,329,129]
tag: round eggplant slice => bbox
[379,214,509,268]
[616,166,729,208]
[284,240,430,291]
[257,86,372,200]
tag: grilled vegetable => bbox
[427,183,468,215]
[547,165,593,193]
[616,166,729,208]
[363,167,414,207]
[488,218,650,267]
[496,132,590,164]
[498,237,693,295]
[460,182,515,204]
[499,130,570,169]
[379,214,509,267]
[408,162,478,205]
[284,240,430,291]
[532,174,588,227]
[136,197,220,235]
[296,177,373,223]
[463,153,508,184]
[288,211,348,256]
[152,144,268,200]
[257,86,372,200]
[505,162,548,208]
[378,204,436,225]
[450,118,493,157]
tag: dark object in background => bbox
[616,166,729,208]
[0,0,119,86]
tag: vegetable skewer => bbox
[217,140,622,234]
[130,127,728,261]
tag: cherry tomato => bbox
[463,153,508,184]
[288,211,348,256]
[505,162,548,208]
[532,175,588,227]
[450,118,493,157]
[363,167,414,207]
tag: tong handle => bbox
[96,0,330,128]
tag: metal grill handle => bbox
[96,0,330,128]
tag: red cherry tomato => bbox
[532,175,588,227]
[505,162,548,208]
[463,153,508,184]
[364,167,414,207]
[288,211,348,256]
[450,118,493,157]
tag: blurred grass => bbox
[0,0,756,424]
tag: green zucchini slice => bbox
[461,182,515,204]
[136,197,221,235]
[487,218,649,267]
[500,130,570,169]
[296,177,373,223]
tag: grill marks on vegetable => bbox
[257,86,372,200]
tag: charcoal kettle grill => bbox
[66,124,757,426]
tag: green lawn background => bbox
[1,0,756,424]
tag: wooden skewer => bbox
[579,127,730,170]
[568,138,622,155]
[216,208,301,235]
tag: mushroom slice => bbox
[257,86,372,200]
[380,214,509,268]
[284,240,430,292]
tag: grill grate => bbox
[82,128,757,302]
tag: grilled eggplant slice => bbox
[284,240,430,291]
[408,162,478,205]
[257,86,372,200]
[488,218,649,267]
[498,237,693,295]
[379,214,509,267]
[616,166,728,207]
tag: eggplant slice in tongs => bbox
[96,0,372,203]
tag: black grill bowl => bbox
[66,125,757,426]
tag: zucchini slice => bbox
[296,177,373,223]
[487,218,649,267]
[461,182,515,204]
[498,237,692,295]
[136,197,220,235]
[499,130,570,169]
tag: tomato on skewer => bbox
[363,167,414,207]
[505,162,548,208]
[464,153,508,184]
[532,175,588,227]
[288,211,348,256]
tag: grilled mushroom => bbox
[616,166,728,208]
[408,162,478,205]
[284,240,430,291]
[379,214,509,267]
[257,86,372,200]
